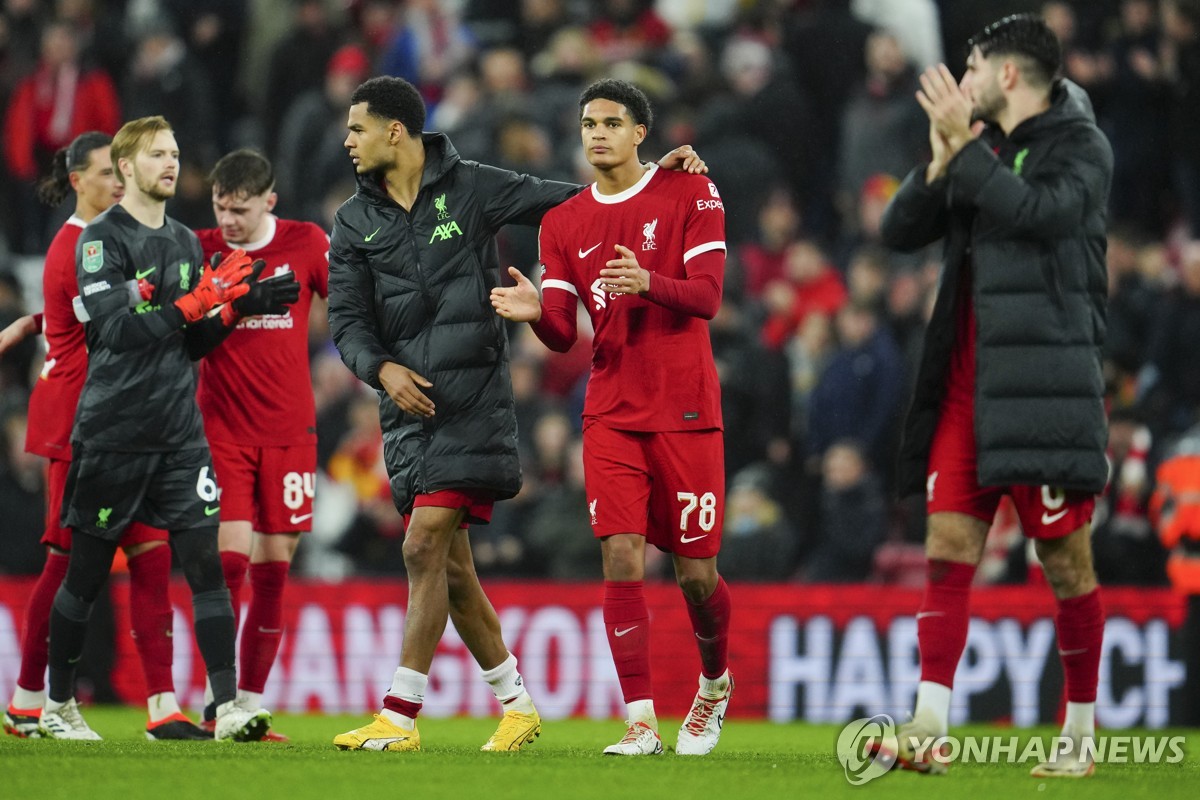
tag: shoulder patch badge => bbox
[82,241,103,273]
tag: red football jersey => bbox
[25,217,88,460]
[538,165,726,431]
[195,216,329,446]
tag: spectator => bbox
[719,463,798,580]
[261,0,341,156]
[2,20,120,252]
[525,438,600,579]
[804,439,886,582]
[1163,0,1200,236]
[1141,241,1200,436]
[1093,410,1164,585]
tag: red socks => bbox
[127,544,175,696]
[685,577,731,679]
[16,551,69,691]
[220,551,250,627]
[1056,589,1105,703]
[603,580,653,703]
[240,561,289,693]
[917,560,976,686]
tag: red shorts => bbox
[402,489,495,531]
[582,423,724,558]
[209,440,317,533]
[927,397,1095,539]
[43,459,166,550]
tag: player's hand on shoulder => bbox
[600,245,650,295]
[379,361,435,417]
[658,145,707,174]
[490,266,542,322]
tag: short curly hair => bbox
[351,76,425,136]
[968,13,1062,88]
[578,79,653,131]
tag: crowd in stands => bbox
[2,0,1200,586]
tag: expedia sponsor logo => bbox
[696,199,724,211]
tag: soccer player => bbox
[1,132,207,741]
[43,115,280,741]
[879,14,1112,777]
[328,76,706,753]
[490,78,733,756]
[193,149,314,737]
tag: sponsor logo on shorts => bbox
[96,507,112,529]
[614,626,639,637]
[204,505,220,516]
[290,513,313,525]
[680,533,708,544]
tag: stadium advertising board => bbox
[0,581,1186,726]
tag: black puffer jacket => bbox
[882,81,1113,496]
[328,133,578,513]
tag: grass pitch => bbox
[3,708,1196,800]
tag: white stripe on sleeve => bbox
[541,278,579,297]
[683,241,726,263]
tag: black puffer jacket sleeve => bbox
[471,162,581,228]
[880,165,949,253]
[328,214,392,390]
[947,131,1112,237]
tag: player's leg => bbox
[42,447,149,739]
[334,502,463,752]
[444,527,540,751]
[1024,493,1102,778]
[7,459,75,736]
[586,425,660,755]
[42,529,116,740]
[233,445,313,741]
[156,447,269,741]
[652,428,732,755]
[122,531,208,740]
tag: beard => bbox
[970,82,1007,125]
[133,166,175,201]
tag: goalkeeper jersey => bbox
[195,216,329,446]
[72,204,207,452]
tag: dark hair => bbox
[209,148,275,197]
[967,13,1062,87]
[35,131,112,207]
[578,78,654,131]
[350,76,425,136]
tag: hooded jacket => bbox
[882,80,1113,496]
[328,133,578,513]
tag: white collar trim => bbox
[231,214,277,252]
[590,163,658,205]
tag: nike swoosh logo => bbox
[135,267,156,279]
[578,242,602,258]
[614,626,639,637]
[204,505,220,516]
[290,513,313,524]
[680,533,708,543]
[1042,509,1069,525]
[364,226,382,242]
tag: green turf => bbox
[3,708,1197,800]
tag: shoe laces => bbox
[59,701,87,731]
[619,722,651,744]
[683,696,719,737]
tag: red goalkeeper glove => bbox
[175,249,253,323]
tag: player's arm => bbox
[473,163,583,228]
[946,127,1112,239]
[327,215,397,390]
[491,265,578,352]
[78,231,192,351]
[0,313,40,356]
[879,165,951,252]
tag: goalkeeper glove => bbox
[220,259,302,325]
[175,249,253,323]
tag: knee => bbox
[402,530,447,575]
[602,538,643,581]
[677,571,716,604]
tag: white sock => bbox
[44,696,70,713]
[1063,701,1096,738]
[915,681,952,735]
[12,686,44,710]
[147,692,181,723]
[698,669,730,699]
[626,699,657,730]
[481,653,535,714]
[380,667,426,730]
[203,678,214,709]
[237,690,263,710]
